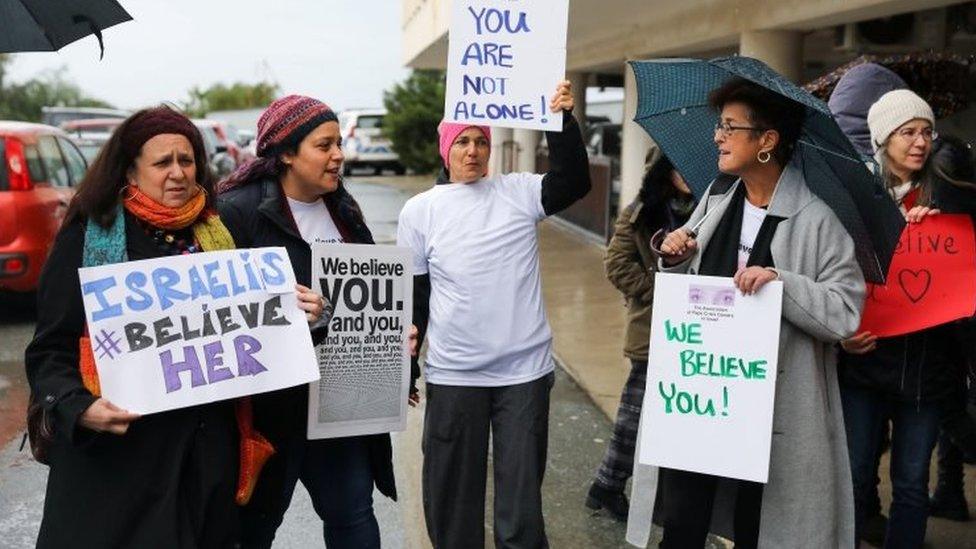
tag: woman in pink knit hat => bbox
[397,80,591,548]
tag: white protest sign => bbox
[638,273,783,483]
[307,244,412,440]
[445,0,569,131]
[78,247,320,415]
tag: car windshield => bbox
[197,126,218,155]
[77,143,104,163]
[357,116,383,130]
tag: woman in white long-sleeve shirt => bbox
[397,81,590,549]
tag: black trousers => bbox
[658,468,764,549]
[422,372,554,549]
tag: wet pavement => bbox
[0,176,633,548]
[1,175,974,547]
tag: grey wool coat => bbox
[625,160,864,548]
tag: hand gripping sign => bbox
[79,247,320,415]
[859,214,976,338]
[445,0,569,131]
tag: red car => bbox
[0,122,88,294]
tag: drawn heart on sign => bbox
[898,269,932,304]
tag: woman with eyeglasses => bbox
[656,77,863,547]
[838,89,958,548]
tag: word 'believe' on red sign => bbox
[858,214,976,338]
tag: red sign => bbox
[858,214,976,338]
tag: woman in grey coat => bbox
[651,78,864,548]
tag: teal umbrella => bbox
[629,56,904,283]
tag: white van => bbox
[338,109,405,175]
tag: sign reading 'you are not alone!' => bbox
[639,273,783,483]
[445,0,569,132]
[79,247,320,415]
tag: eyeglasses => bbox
[893,127,938,143]
[714,121,766,138]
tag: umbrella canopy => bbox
[804,52,973,118]
[629,56,904,283]
[0,0,132,58]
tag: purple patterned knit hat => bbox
[256,95,339,157]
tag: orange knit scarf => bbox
[123,185,207,229]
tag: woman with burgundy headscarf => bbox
[217,95,400,549]
[24,106,325,548]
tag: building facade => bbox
[402,0,976,219]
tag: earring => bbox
[757,150,771,164]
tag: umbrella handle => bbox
[72,15,105,60]
[650,228,697,262]
[649,228,667,256]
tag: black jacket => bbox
[217,178,397,500]
[25,214,240,548]
[839,325,964,405]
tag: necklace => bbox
[137,219,199,256]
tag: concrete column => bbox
[489,127,514,176]
[739,30,803,82]
[619,62,653,213]
[567,71,589,131]
[513,129,541,173]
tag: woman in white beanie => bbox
[839,89,954,548]
[867,89,940,221]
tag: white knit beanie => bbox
[867,89,935,153]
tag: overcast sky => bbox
[6,0,410,112]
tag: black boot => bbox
[930,435,970,522]
[585,482,629,521]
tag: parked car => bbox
[0,122,88,293]
[584,122,622,159]
[235,129,257,165]
[61,118,123,162]
[192,120,237,179]
[194,119,242,165]
[41,106,130,129]
[338,109,405,175]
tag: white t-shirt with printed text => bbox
[286,196,344,245]
[396,173,554,387]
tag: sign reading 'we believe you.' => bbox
[445,0,569,132]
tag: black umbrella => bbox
[0,0,132,58]
[804,52,973,118]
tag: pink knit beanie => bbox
[438,120,491,168]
